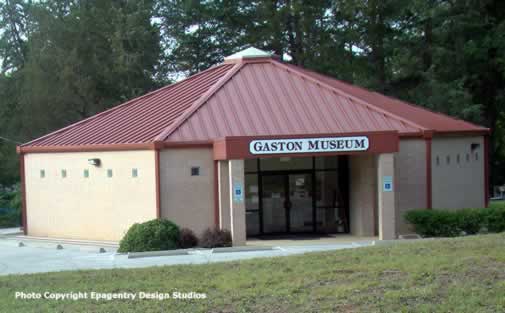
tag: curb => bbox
[127,249,193,259]
[126,246,277,259]
[212,246,276,253]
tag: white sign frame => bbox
[249,136,369,155]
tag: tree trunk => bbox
[368,0,386,91]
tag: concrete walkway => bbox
[0,236,375,276]
[0,227,22,236]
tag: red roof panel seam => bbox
[269,66,308,132]
[283,71,321,132]
[254,64,296,134]
[78,67,231,144]
[229,72,261,135]
[236,66,275,135]
[237,65,285,134]
[298,77,333,133]
[22,65,228,147]
[156,62,244,141]
[270,59,427,132]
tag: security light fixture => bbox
[88,158,101,167]
[471,143,480,151]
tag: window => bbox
[132,168,138,178]
[83,169,89,178]
[191,166,200,176]
[40,169,45,178]
[456,154,460,164]
[436,156,440,166]
[107,169,113,178]
[446,155,450,165]
[61,169,67,178]
[475,152,479,161]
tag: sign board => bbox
[233,183,243,202]
[249,136,369,155]
[383,176,393,192]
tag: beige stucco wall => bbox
[159,148,215,236]
[218,161,231,230]
[395,139,427,234]
[24,150,157,241]
[431,136,485,209]
[349,155,376,236]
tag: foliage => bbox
[0,184,21,227]
[118,219,180,253]
[0,0,163,186]
[405,207,505,237]
[199,228,232,248]
[177,227,198,249]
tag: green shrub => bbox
[0,185,22,228]
[483,207,505,233]
[199,228,232,248]
[0,211,21,228]
[405,207,505,237]
[118,219,180,253]
[177,228,198,249]
[457,209,483,235]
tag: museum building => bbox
[17,48,489,245]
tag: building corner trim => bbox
[19,152,27,235]
[154,149,161,219]
[214,161,220,226]
[425,137,432,209]
[484,135,489,207]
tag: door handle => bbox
[284,200,292,210]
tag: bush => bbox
[404,210,460,237]
[405,207,505,237]
[177,228,198,249]
[118,219,180,253]
[0,211,21,228]
[0,185,21,228]
[199,228,232,248]
[482,208,505,233]
[457,209,483,235]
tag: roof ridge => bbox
[155,62,245,141]
[21,64,229,147]
[269,59,428,132]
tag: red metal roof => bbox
[22,63,237,147]
[290,64,487,134]
[22,57,487,148]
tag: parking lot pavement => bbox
[0,227,22,236]
[0,238,375,276]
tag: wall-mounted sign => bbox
[249,136,369,155]
[383,176,393,192]
[233,183,244,202]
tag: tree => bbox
[17,0,162,140]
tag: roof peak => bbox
[224,47,280,63]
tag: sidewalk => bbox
[0,236,375,276]
[0,227,22,236]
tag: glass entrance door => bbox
[288,173,313,232]
[261,175,287,233]
[261,172,313,234]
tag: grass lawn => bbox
[490,200,505,209]
[1,234,505,312]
